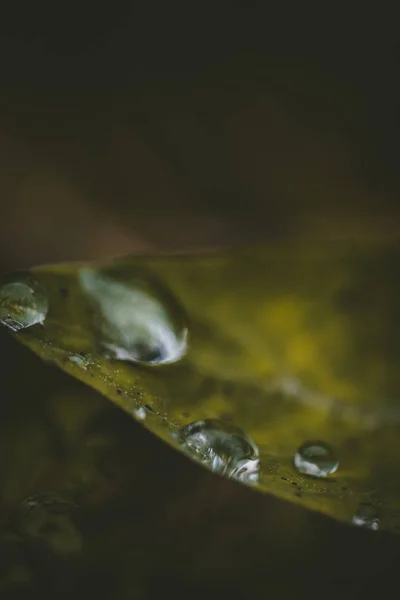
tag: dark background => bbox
[0,2,399,270]
[0,3,400,598]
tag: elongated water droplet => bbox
[0,274,48,332]
[19,491,76,512]
[352,503,380,531]
[177,419,259,483]
[294,441,338,478]
[79,268,187,365]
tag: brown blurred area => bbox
[0,3,399,272]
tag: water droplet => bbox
[352,503,380,531]
[69,353,89,369]
[133,406,147,420]
[0,274,48,332]
[294,441,339,478]
[15,492,82,555]
[20,491,75,511]
[177,419,260,483]
[79,268,187,365]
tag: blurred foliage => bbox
[3,241,400,540]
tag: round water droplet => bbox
[79,268,188,365]
[0,273,48,332]
[352,503,380,531]
[133,406,147,421]
[177,419,260,483]
[294,441,338,478]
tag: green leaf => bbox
[2,241,400,533]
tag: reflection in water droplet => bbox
[0,275,48,332]
[294,441,338,478]
[177,419,260,483]
[16,492,82,555]
[79,268,188,365]
[352,503,380,531]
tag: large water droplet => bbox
[0,274,48,332]
[79,268,187,365]
[352,503,380,531]
[294,441,338,478]
[177,419,260,483]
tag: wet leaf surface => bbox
[0,331,400,599]
[1,242,400,536]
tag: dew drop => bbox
[68,353,89,369]
[177,419,260,483]
[0,274,48,332]
[352,503,380,531]
[133,406,147,421]
[294,441,338,478]
[79,268,187,365]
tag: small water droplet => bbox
[177,419,259,483]
[352,503,380,531]
[69,354,89,369]
[294,441,339,478]
[79,268,187,365]
[133,407,147,420]
[20,491,76,511]
[0,274,48,332]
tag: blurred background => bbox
[0,2,399,271]
[0,3,400,598]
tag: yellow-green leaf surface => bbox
[2,242,400,532]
